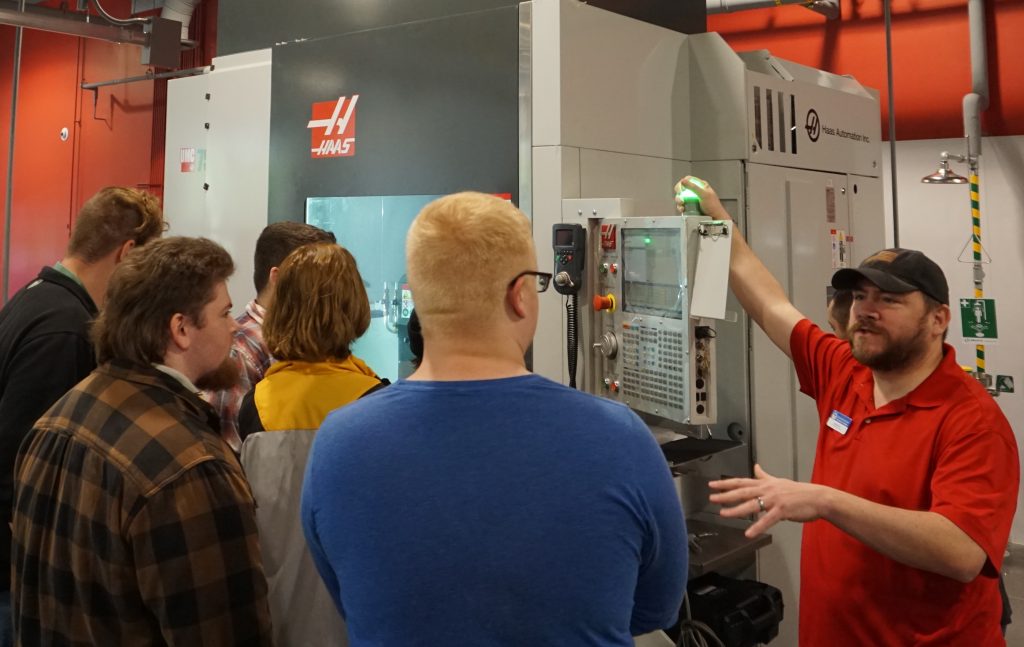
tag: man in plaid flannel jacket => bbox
[11,237,273,646]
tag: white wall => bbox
[883,136,1024,544]
[163,49,273,316]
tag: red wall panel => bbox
[5,30,79,293]
[709,0,1024,140]
[0,0,161,297]
[75,39,157,210]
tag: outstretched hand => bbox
[708,464,831,538]
[674,175,729,219]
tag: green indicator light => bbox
[676,187,702,215]
[676,188,700,202]
[644,237,652,245]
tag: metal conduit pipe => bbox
[963,0,988,161]
[885,0,900,246]
[964,0,989,378]
[81,66,207,91]
[161,0,199,40]
[2,0,25,304]
[707,0,839,19]
[0,4,147,46]
[90,0,147,25]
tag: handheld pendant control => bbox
[552,224,586,295]
[553,223,586,388]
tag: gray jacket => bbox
[241,429,348,647]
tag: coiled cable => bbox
[566,293,579,389]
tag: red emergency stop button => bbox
[593,294,616,312]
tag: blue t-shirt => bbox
[301,374,687,646]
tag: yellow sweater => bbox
[253,355,382,431]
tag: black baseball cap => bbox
[831,248,949,305]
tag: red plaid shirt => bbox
[206,301,271,451]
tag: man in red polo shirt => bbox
[675,176,1019,646]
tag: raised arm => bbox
[675,176,804,358]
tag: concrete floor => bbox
[1006,543,1023,645]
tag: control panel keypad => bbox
[620,324,687,410]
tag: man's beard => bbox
[849,318,930,372]
[195,357,241,391]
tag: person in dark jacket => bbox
[826,288,853,340]
[0,186,163,646]
[406,308,423,366]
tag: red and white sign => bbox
[307,95,359,159]
[600,223,617,250]
[180,147,196,173]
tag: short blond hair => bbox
[263,243,370,362]
[407,192,534,334]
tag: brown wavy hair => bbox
[69,187,165,262]
[263,243,370,362]
[92,237,234,365]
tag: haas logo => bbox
[308,95,359,158]
[600,224,617,250]
[805,108,821,143]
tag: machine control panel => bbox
[591,216,722,426]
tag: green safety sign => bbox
[959,298,998,341]
[996,375,1015,394]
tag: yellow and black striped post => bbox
[970,170,984,375]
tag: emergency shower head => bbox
[921,154,968,184]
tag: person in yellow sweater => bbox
[238,241,386,647]
[238,241,386,435]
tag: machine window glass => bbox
[621,228,683,320]
[305,194,443,382]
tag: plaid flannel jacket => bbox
[12,360,273,646]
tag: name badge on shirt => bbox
[826,410,852,435]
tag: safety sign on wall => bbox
[959,298,998,343]
[996,375,1014,394]
[830,229,852,269]
[179,147,205,173]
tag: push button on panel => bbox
[593,294,616,312]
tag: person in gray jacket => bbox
[239,242,385,647]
